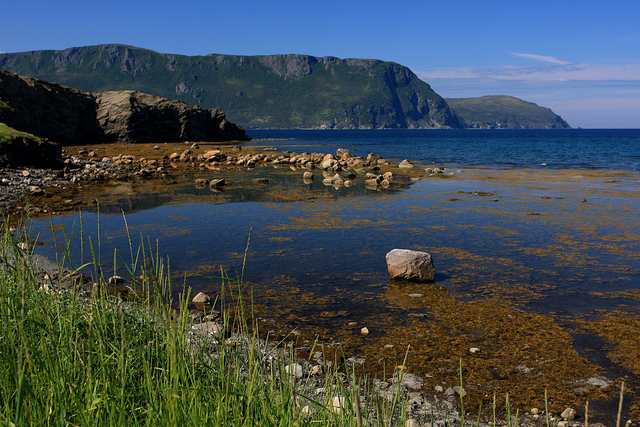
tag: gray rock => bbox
[191,321,224,337]
[108,275,125,286]
[192,292,211,303]
[396,373,424,390]
[561,408,576,421]
[209,178,226,188]
[386,249,436,282]
[285,363,303,379]
[399,159,414,168]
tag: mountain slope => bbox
[0,44,461,130]
[445,95,571,129]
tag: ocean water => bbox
[247,129,640,171]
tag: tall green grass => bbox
[0,218,418,426]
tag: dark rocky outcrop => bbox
[0,134,62,168]
[0,68,249,145]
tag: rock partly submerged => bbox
[386,249,436,282]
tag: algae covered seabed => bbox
[25,142,640,419]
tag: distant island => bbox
[0,44,570,130]
[446,96,570,129]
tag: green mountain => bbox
[0,44,461,130]
[445,95,571,129]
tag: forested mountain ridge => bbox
[0,44,461,130]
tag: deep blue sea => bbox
[248,128,640,171]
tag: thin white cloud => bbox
[418,63,640,83]
[510,52,571,65]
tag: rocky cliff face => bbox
[0,45,462,129]
[0,68,249,144]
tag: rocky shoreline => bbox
[0,139,437,220]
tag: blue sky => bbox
[1,0,638,128]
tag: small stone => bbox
[580,198,587,203]
[194,178,209,188]
[332,396,347,414]
[435,385,444,392]
[531,408,540,415]
[285,363,303,379]
[191,322,224,337]
[469,347,480,353]
[108,276,125,286]
[209,178,226,188]
[406,420,420,427]
[311,365,324,376]
[453,386,466,397]
[22,170,30,177]
[399,159,414,168]
[360,327,369,335]
[398,373,424,390]
[192,292,211,303]
[153,145,160,150]
[561,408,576,421]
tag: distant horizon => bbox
[1,1,638,128]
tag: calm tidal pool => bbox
[25,160,640,415]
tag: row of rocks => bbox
[0,140,454,216]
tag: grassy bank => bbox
[0,220,424,426]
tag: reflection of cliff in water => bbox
[85,192,173,214]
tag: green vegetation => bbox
[445,96,571,129]
[0,218,419,425]
[0,45,459,129]
[0,122,41,146]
